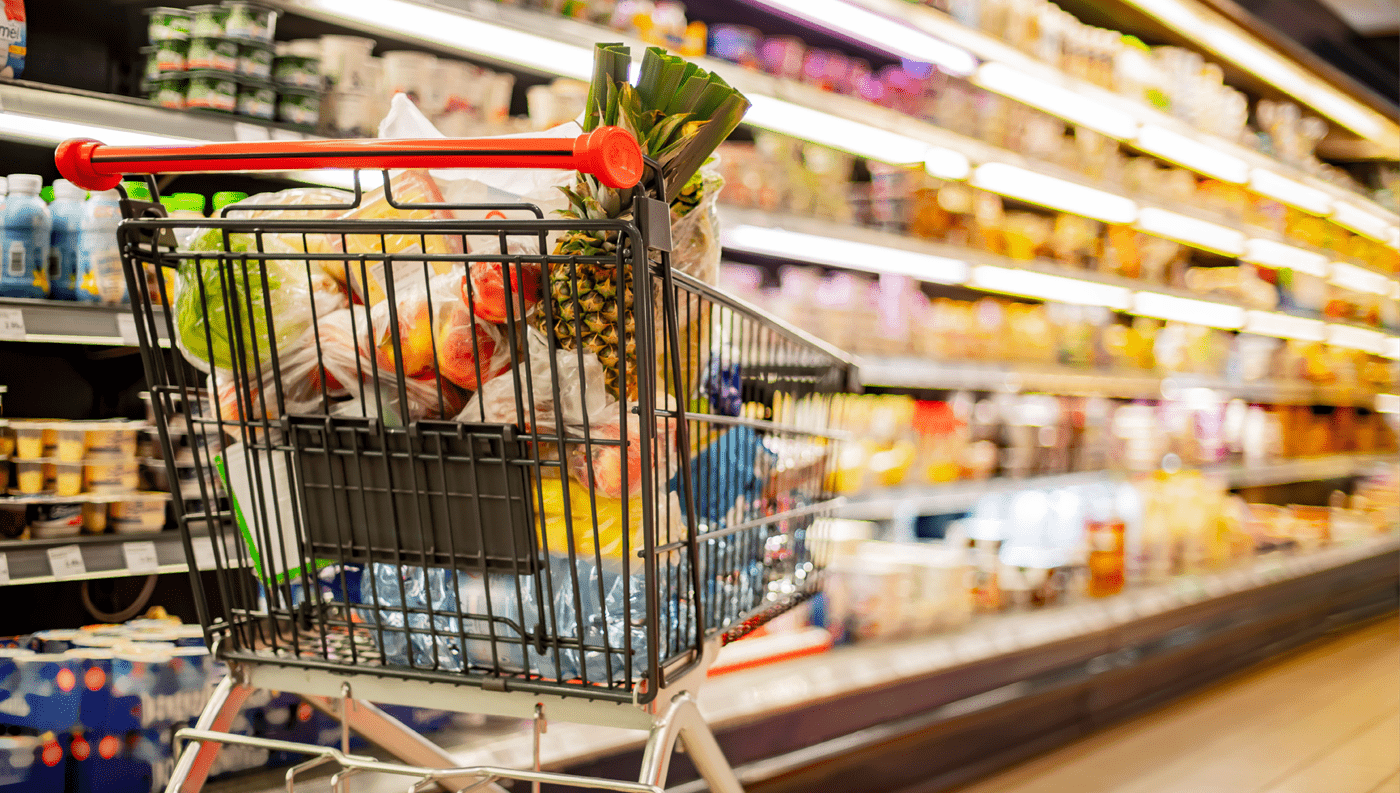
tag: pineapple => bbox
[546,45,749,399]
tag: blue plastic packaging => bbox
[0,174,51,299]
[47,180,84,300]
[0,650,81,731]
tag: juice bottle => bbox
[1085,483,1125,597]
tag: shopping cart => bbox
[56,132,855,793]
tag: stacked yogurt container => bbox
[137,391,227,517]
[2,419,169,540]
[142,3,297,124]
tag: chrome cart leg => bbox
[302,694,507,793]
[164,674,256,793]
[638,694,742,793]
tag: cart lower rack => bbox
[57,131,854,793]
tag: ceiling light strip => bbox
[970,265,1132,309]
[1240,239,1330,276]
[721,224,970,283]
[1136,207,1247,256]
[971,163,1137,223]
[1135,124,1248,184]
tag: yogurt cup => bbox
[187,37,239,72]
[53,427,86,462]
[27,503,84,539]
[84,459,140,493]
[11,422,44,459]
[45,461,83,497]
[187,4,230,38]
[142,41,188,79]
[14,460,45,494]
[236,79,276,120]
[184,71,239,113]
[277,87,321,128]
[238,42,274,80]
[82,502,108,532]
[225,2,277,43]
[85,425,139,458]
[0,462,8,493]
[147,75,188,109]
[110,494,169,534]
[144,7,192,41]
[0,428,13,457]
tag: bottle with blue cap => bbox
[0,174,52,299]
[48,180,86,301]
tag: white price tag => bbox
[191,536,217,570]
[122,541,159,575]
[0,553,9,586]
[47,545,86,579]
[0,308,25,341]
[116,314,140,346]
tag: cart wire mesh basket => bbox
[59,132,855,707]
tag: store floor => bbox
[953,616,1400,793]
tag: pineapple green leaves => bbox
[580,43,749,205]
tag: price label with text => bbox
[47,546,86,579]
[0,553,9,586]
[0,308,24,341]
[123,541,160,574]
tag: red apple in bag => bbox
[463,261,541,324]
[436,301,510,391]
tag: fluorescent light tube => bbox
[1133,291,1246,328]
[721,224,969,283]
[1376,393,1399,413]
[1329,262,1394,297]
[974,62,1137,140]
[1243,310,1325,342]
[0,112,198,147]
[1136,207,1246,256]
[746,95,970,177]
[970,265,1132,309]
[1326,324,1386,354]
[1331,201,1396,243]
[1248,169,1332,216]
[741,0,977,76]
[1136,124,1248,183]
[293,0,595,79]
[1241,239,1329,276]
[971,163,1137,223]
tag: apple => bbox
[463,261,540,324]
[436,303,509,391]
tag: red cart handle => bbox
[55,127,644,192]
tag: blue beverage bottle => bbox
[48,180,85,300]
[0,174,50,299]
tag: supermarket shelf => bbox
[855,355,1391,407]
[834,453,1398,520]
[352,534,1398,793]
[0,79,318,146]
[831,0,1400,229]
[0,297,167,347]
[721,207,1400,356]
[0,530,220,586]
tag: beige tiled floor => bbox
[957,616,1400,793]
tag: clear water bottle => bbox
[76,190,125,304]
[48,180,85,301]
[0,174,51,299]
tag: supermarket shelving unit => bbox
[0,530,222,587]
[0,1,1393,788]
[836,453,1399,520]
